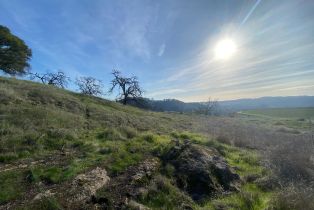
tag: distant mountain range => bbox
[129,96,314,113]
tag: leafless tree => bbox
[29,71,69,88]
[29,72,47,84]
[75,76,103,96]
[196,97,219,115]
[109,70,143,105]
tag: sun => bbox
[214,38,237,60]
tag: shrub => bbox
[216,135,232,145]
[141,133,157,143]
[28,167,63,184]
[98,147,112,155]
[0,152,19,163]
[97,128,126,141]
[163,164,176,177]
[119,126,137,139]
[47,128,77,140]
[233,138,250,148]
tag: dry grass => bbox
[198,116,314,209]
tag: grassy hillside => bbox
[0,77,311,210]
[242,107,314,119]
[238,108,314,133]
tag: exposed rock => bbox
[94,158,160,209]
[130,158,159,182]
[126,199,151,210]
[163,141,240,201]
[29,167,110,210]
[70,167,110,202]
[33,189,55,200]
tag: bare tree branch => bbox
[29,71,69,88]
[109,70,143,105]
[75,76,103,96]
[196,97,219,115]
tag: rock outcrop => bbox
[163,141,240,201]
[70,167,110,202]
[32,167,110,209]
[94,158,160,209]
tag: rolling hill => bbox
[127,96,314,114]
[0,77,275,209]
[1,76,313,210]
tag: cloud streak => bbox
[1,0,313,101]
[158,44,166,56]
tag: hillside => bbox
[127,96,314,114]
[242,107,314,120]
[0,77,313,210]
[219,96,314,111]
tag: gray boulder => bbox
[163,141,240,201]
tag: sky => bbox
[1,0,314,102]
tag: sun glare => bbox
[214,38,237,60]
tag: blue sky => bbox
[1,0,314,101]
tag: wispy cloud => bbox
[145,0,314,101]
[158,43,166,56]
[1,0,314,101]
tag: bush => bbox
[0,152,19,163]
[97,128,126,141]
[98,147,112,155]
[47,128,77,140]
[140,132,158,143]
[216,135,232,145]
[163,164,176,177]
[119,126,137,139]
[28,167,63,184]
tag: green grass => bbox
[242,107,314,119]
[201,183,272,210]
[29,166,64,184]
[0,76,206,164]
[239,107,314,132]
[18,197,63,210]
[196,141,272,210]
[138,175,195,210]
[0,170,28,204]
[0,76,275,209]
[223,146,266,177]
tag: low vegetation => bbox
[239,108,314,132]
[0,77,313,209]
[242,107,314,119]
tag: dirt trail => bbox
[0,150,76,173]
